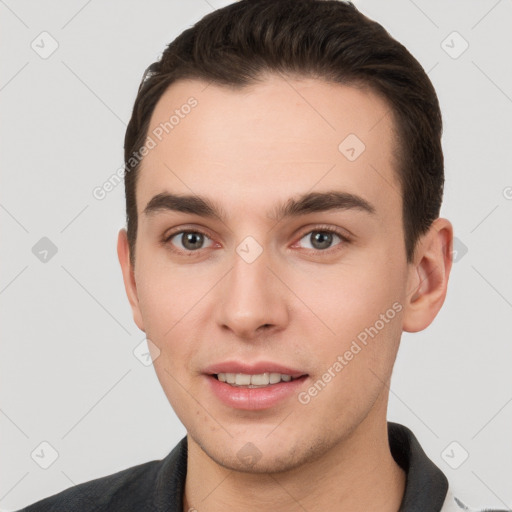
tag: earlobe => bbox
[117,229,145,332]
[402,218,453,333]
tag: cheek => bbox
[290,260,402,338]
[293,267,404,426]
[134,268,191,380]
[134,253,218,369]
[135,264,200,414]
[288,258,405,403]
[135,253,205,332]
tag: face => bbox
[120,74,419,473]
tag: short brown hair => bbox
[124,0,444,266]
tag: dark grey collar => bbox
[388,422,448,511]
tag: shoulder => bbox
[15,437,188,512]
[16,459,161,512]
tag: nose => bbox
[215,245,290,341]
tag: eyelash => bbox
[162,225,351,256]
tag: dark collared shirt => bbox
[17,422,504,512]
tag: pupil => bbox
[311,231,332,250]
[183,232,203,250]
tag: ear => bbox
[117,228,145,332]
[402,218,453,333]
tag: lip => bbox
[203,360,307,379]
[206,374,309,410]
[203,360,309,411]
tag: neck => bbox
[183,406,406,511]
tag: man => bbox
[17,0,506,511]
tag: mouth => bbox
[211,372,308,388]
[202,361,309,410]
[205,368,309,410]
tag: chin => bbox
[193,428,333,475]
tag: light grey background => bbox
[1,0,511,510]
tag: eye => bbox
[165,230,215,253]
[163,226,349,255]
[295,228,349,252]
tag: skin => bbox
[117,74,453,511]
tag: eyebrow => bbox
[143,190,376,221]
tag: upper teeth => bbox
[217,372,293,386]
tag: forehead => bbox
[137,74,401,221]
